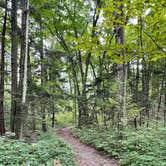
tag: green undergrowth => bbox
[72,127,166,166]
[56,111,76,127]
[0,130,76,166]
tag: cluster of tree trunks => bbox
[0,0,29,138]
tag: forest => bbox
[0,0,166,165]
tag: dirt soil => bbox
[57,127,119,166]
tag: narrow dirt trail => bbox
[57,127,119,166]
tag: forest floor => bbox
[57,127,119,166]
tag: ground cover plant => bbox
[72,127,166,166]
[0,131,76,166]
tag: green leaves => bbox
[0,132,76,166]
[73,127,166,166]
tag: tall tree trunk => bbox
[0,0,7,135]
[164,84,166,127]
[51,112,55,128]
[42,107,47,132]
[138,14,151,127]
[40,22,47,132]
[141,61,151,127]
[31,102,36,131]
[156,74,164,126]
[134,59,140,129]
[15,0,29,139]
[10,0,18,132]
[164,62,166,127]
[114,0,127,130]
[77,0,101,127]
[19,0,29,103]
[135,60,140,102]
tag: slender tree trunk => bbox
[73,79,77,124]
[40,22,47,132]
[156,75,164,126]
[15,0,29,139]
[127,62,133,94]
[163,62,166,127]
[135,60,140,128]
[31,103,36,131]
[10,0,18,132]
[164,86,166,127]
[135,60,140,102]
[77,1,101,127]
[52,112,55,128]
[42,107,47,132]
[68,57,81,127]
[141,61,151,127]
[27,43,31,90]
[0,0,7,135]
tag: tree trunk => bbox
[10,0,18,132]
[42,107,47,132]
[164,86,166,127]
[114,0,127,130]
[156,74,164,126]
[0,0,7,135]
[134,60,140,128]
[77,1,101,127]
[141,61,151,127]
[52,112,55,128]
[15,0,29,139]
[19,0,29,103]
[164,63,166,127]
[40,22,47,132]
[135,60,140,103]
[31,102,36,131]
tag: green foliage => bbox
[72,127,166,166]
[56,111,76,127]
[0,131,76,166]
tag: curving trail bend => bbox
[57,127,119,166]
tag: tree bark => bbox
[77,0,101,127]
[10,0,18,132]
[42,107,47,132]
[19,0,29,103]
[15,0,29,139]
[52,112,55,128]
[164,85,166,127]
[31,102,36,131]
[156,73,164,125]
[114,0,127,130]
[141,60,151,127]
[163,62,166,127]
[40,22,47,132]
[0,0,7,135]
[134,60,140,128]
